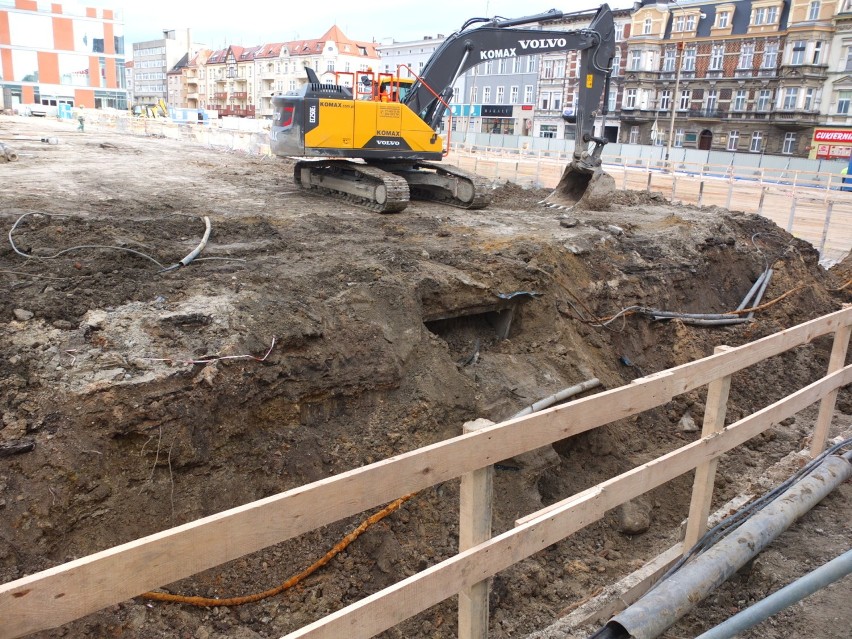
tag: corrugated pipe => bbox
[597,451,852,639]
[736,270,769,312]
[695,546,852,639]
[746,268,773,320]
[511,378,601,419]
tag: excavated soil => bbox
[1,116,850,639]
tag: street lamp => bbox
[665,41,683,163]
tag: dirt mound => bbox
[0,117,849,638]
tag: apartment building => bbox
[816,1,852,158]
[620,0,839,157]
[533,7,633,142]
[133,29,205,108]
[0,0,127,110]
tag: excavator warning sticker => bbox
[379,105,400,118]
[585,74,594,89]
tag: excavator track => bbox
[293,160,410,214]
[394,161,491,210]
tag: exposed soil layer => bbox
[1,116,850,639]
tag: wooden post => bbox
[818,202,834,258]
[646,170,653,192]
[671,174,678,203]
[810,323,851,458]
[622,160,628,189]
[697,181,705,206]
[786,199,797,233]
[725,181,733,210]
[459,418,494,639]
[757,187,766,216]
[683,345,733,550]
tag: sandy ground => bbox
[0,115,850,639]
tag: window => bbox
[543,59,554,78]
[483,86,491,103]
[846,47,852,71]
[611,51,621,75]
[625,88,637,108]
[738,43,755,68]
[540,124,557,138]
[553,92,562,111]
[485,61,494,75]
[782,132,796,154]
[733,89,747,111]
[753,7,766,24]
[630,50,641,71]
[750,131,763,152]
[615,23,625,41]
[524,85,533,103]
[675,128,685,147]
[679,89,691,110]
[608,88,617,111]
[813,41,823,65]
[709,45,724,71]
[510,86,518,103]
[808,1,820,20]
[629,126,639,144]
[540,91,549,109]
[767,7,778,22]
[675,15,685,32]
[326,60,334,72]
[470,86,477,103]
[705,89,718,111]
[804,88,815,110]
[757,89,772,111]
[663,47,676,72]
[643,18,652,34]
[555,59,565,78]
[727,130,739,151]
[791,41,806,65]
[686,15,696,30]
[498,58,508,74]
[526,56,537,73]
[783,87,799,109]
[682,46,696,71]
[496,86,504,104]
[763,42,779,69]
[717,11,730,28]
[659,89,671,111]
[838,90,852,114]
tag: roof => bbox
[662,0,791,39]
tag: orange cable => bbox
[141,493,415,607]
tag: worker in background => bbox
[76,105,85,132]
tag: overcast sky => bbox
[87,0,635,49]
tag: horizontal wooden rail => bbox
[1,307,850,638]
[286,365,852,638]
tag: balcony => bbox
[619,108,656,122]
[234,76,247,84]
[705,69,724,79]
[186,92,199,100]
[770,109,820,130]
[219,105,256,118]
[213,91,228,100]
[780,63,828,80]
[734,68,754,78]
[232,91,248,100]
[688,108,724,120]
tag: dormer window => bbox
[717,11,729,28]
[643,18,652,34]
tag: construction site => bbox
[0,113,850,639]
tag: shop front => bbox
[810,128,852,161]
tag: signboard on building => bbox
[812,128,852,160]
[447,104,481,117]
[481,105,512,118]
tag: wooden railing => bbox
[1,308,850,639]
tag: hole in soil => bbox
[424,303,516,358]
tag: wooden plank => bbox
[283,365,852,639]
[1,309,850,638]
[810,322,852,457]
[458,419,494,639]
[683,345,733,549]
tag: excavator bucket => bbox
[542,163,617,211]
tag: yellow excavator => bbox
[131,98,168,118]
[271,5,616,212]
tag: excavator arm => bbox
[403,5,615,169]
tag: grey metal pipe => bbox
[604,452,852,639]
[679,318,752,327]
[648,311,740,320]
[511,378,601,419]
[695,548,852,639]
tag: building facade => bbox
[0,0,127,110]
[620,0,840,156]
[132,29,205,107]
